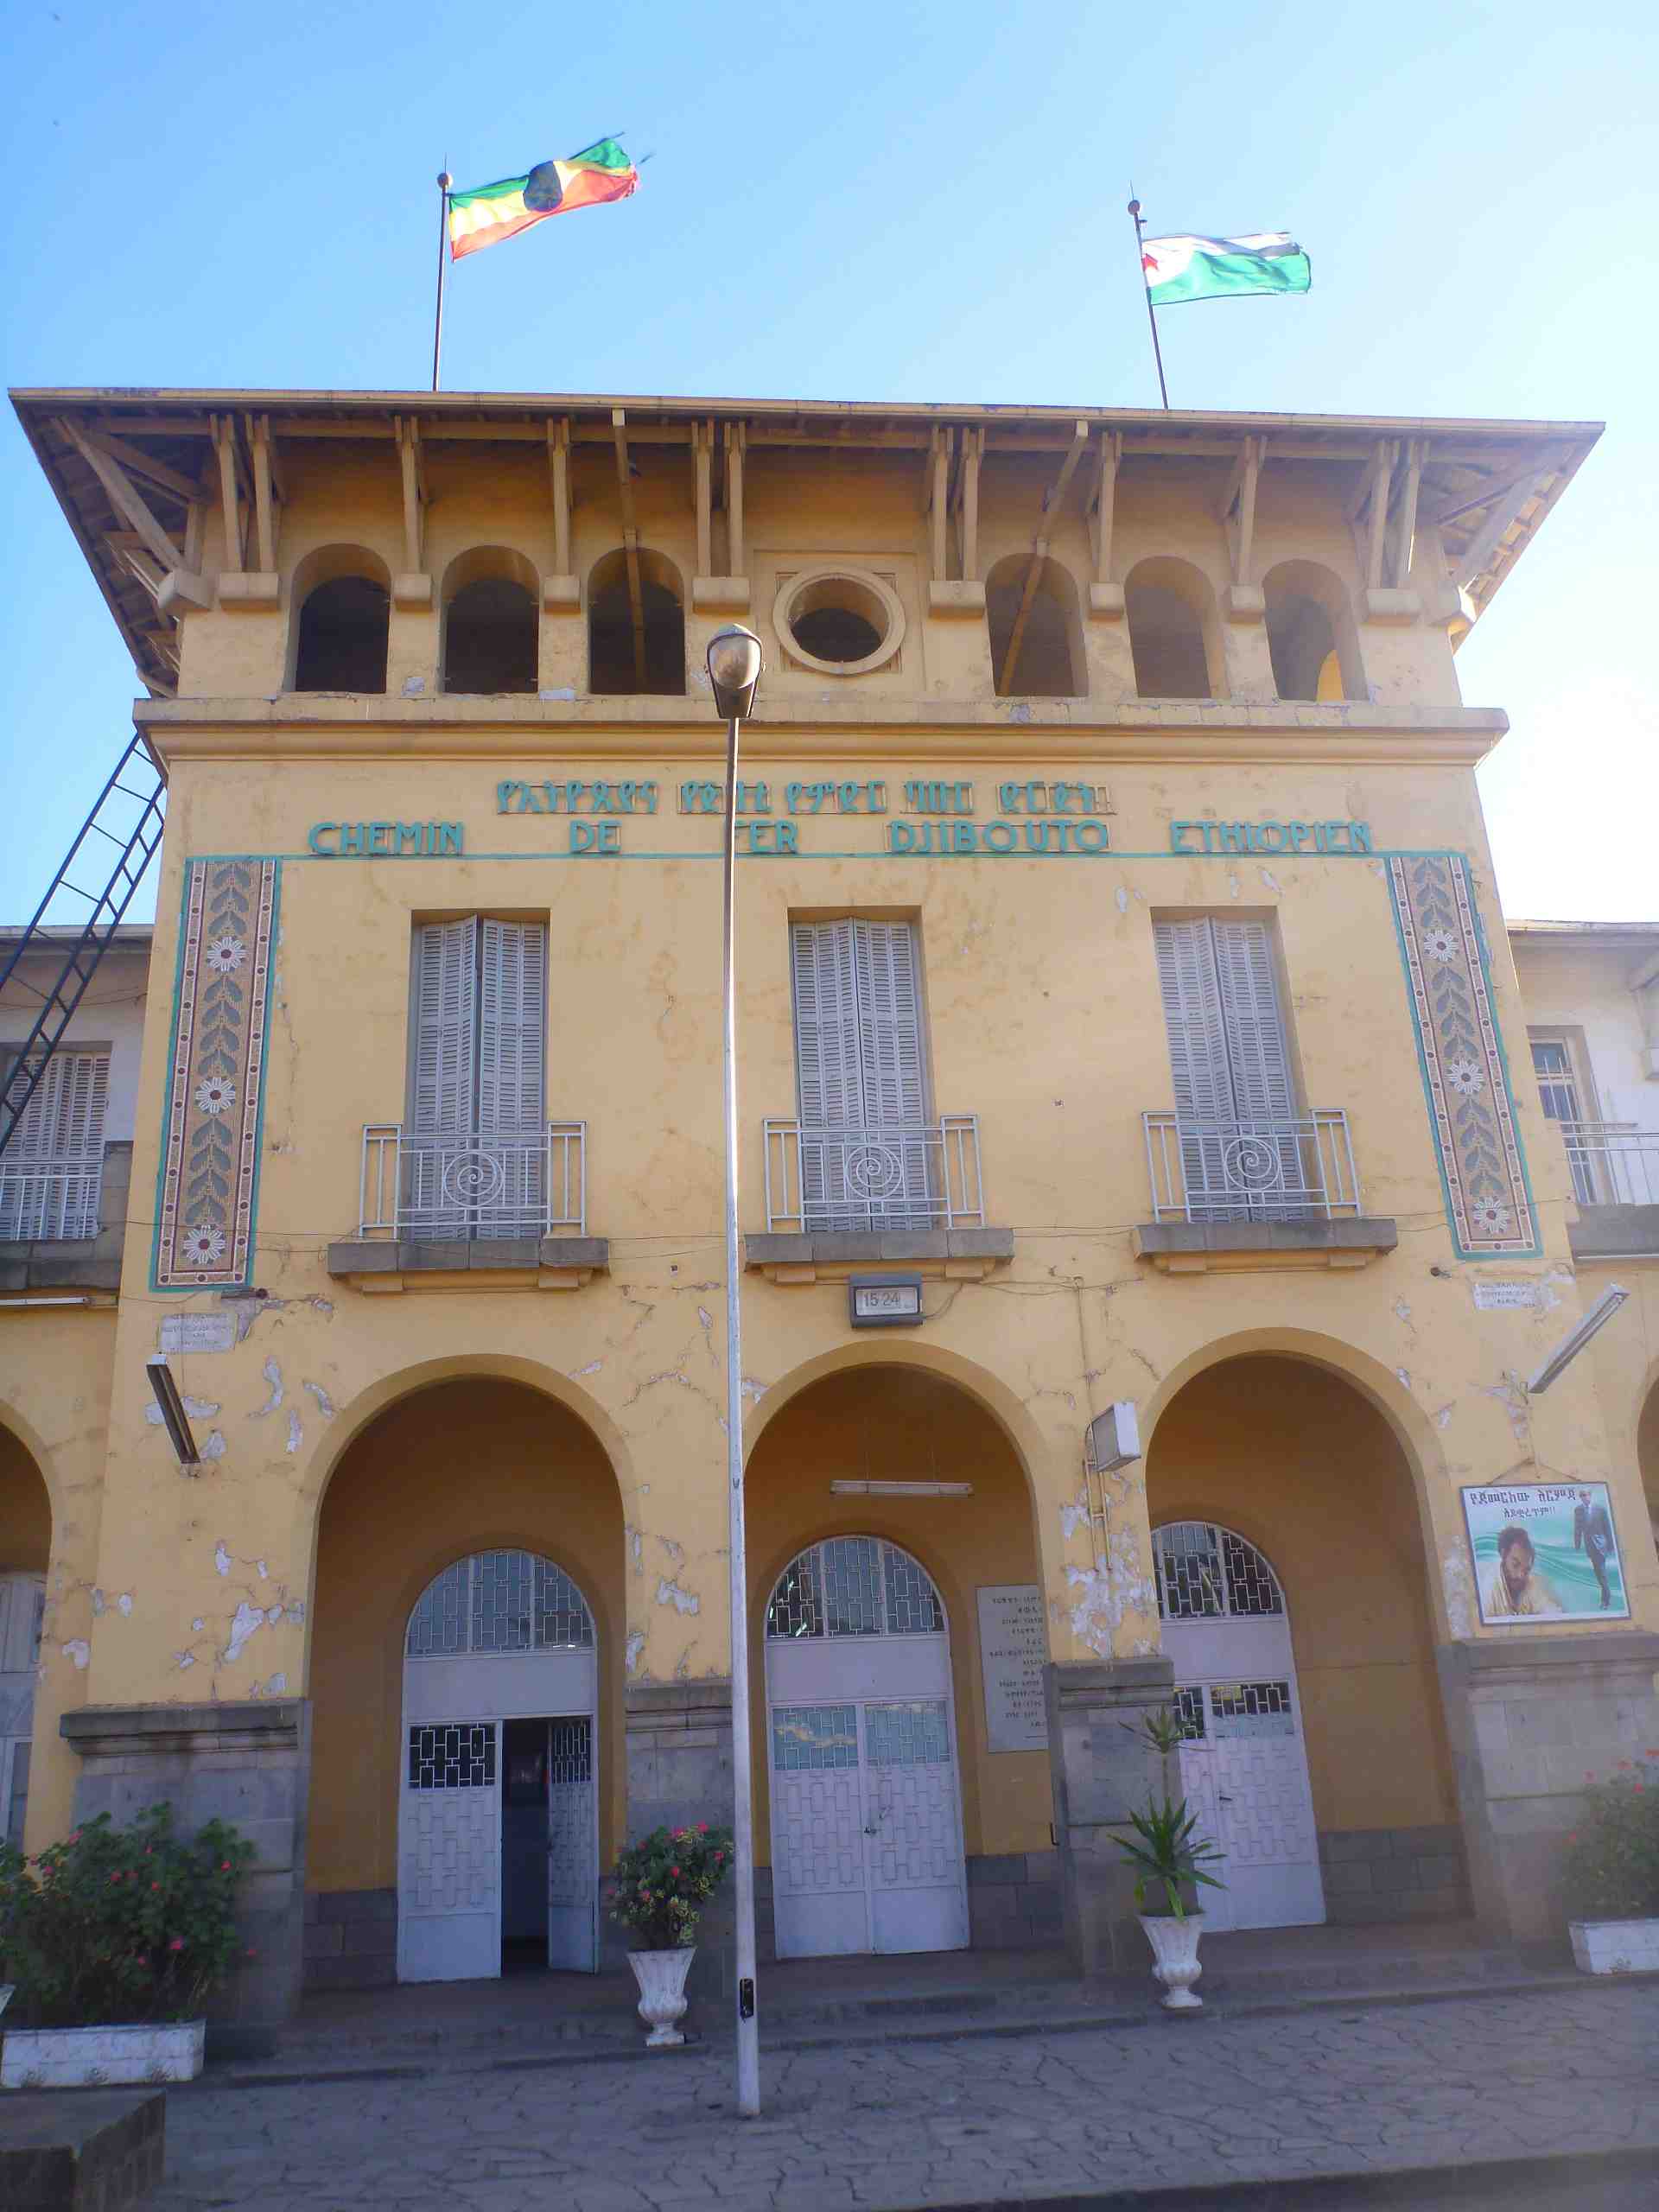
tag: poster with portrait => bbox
[1462,1483,1629,1625]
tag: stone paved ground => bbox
[154,1985,1659,2211]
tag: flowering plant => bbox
[607,1822,734,1950]
[1561,1756,1659,1921]
[0,1802,255,2027]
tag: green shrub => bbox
[1561,1755,1659,1921]
[607,1822,734,1950]
[0,1803,256,2027]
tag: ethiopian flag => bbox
[1141,233,1311,307]
[448,139,638,260]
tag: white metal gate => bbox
[765,1539,969,1959]
[0,1574,45,1849]
[397,1550,600,1983]
[1154,1522,1325,1933]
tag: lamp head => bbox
[706,625,763,720]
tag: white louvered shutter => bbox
[478,920,547,1236]
[408,919,478,1236]
[791,921,864,1227]
[1154,920,1236,1219]
[852,920,931,1224]
[1210,919,1303,1216]
[0,1050,108,1241]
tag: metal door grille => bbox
[408,1552,594,1656]
[766,1540,946,1641]
[408,1722,496,1789]
[1154,1522,1283,1621]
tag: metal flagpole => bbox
[432,167,453,392]
[1128,195,1170,411]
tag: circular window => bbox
[773,567,905,677]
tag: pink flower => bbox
[67,1831,81,1845]
[245,1947,257,1959]
[714,1851,724,1864]
[151,1882,162,1891]
[219,1861,231,1872]
[168,1937,185,1952]
[696,1822,708,1834]
[670,1865,680,1878]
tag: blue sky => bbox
[3,0,1656,923]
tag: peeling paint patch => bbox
[1395,1368,1412,1391]
[1059,1492,1091,1543]
[1065,1532,1158,1656]
[62,1639,90,1669]
[213,1542,232,1577]
[222,1601,268,1664]
[655,1576,700,1617]
[1393,1298,1412,1324]
[1259,868,1283,893]
[302,1381,335,1417]
[1115,887,1129,916]
[285,1409,302,1454]
[1442,1541,1475,1638]
[625,1630,646,1674]
[200,1431,226,1461]
[175,1651,196,1670]
[145,1394,219,1427]
[569,1359,602,1378]
[91,1589,105,1616]
[1478,1379,1530,1448]
[253,1358,284,1415]
[249,1671,288,1699]
[192,1618,205,1633]
[697,1307,713,1333]
[1434,1402,1455,1431]
[656,1535,685,1564]
[741,1376,768,1403]
[117,1593,132,1618]
[1227,874,1241,900]
[626,1526,644,1573]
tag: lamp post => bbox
[705,623,764,2119]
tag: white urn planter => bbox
[1569,1917,1659,1976]
[1140,1913,1205,2011]
[1,2018,206,2088]
[627,1948,695,2046]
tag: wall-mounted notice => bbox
[158,1313,238,1354]
[976,1585,1050,1752]
[1471,1281,1541,1311]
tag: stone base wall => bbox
[1318,1825,1471,1923]
[1045,1656,1177,1979]
[966,1851,1065,1948]
[60,1700,311,2049]
[302,1887,397,1991]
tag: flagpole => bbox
[432,168,453,393]
[1127,196,1170,411]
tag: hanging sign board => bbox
[1461,1482,1630,1624]
[976,1585,1050,1752]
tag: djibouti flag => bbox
[1141,232,1311,306]
[448,138,638,260]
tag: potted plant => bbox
[0,1802,255,2087]
[1111,1706,1225,2011]
[607,1821,734,2046]
[1562,1754,1659,1974]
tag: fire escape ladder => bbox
[0,734,167,1159]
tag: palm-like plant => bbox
[1110,1794,1225,1920]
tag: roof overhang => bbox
[10,385,1603,699]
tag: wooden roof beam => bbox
[612,408,646,689]
[998,420,1089,696]
[57,416,185,574]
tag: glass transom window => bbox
[766,1537,944,1640]
[1153,1522,1284,1621]
[407,1549,594,1656]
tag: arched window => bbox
[1153,1521,1284,1621]
[441,549,539,695]
[766,1536,944,1639]
[985,554,1084,696]
[1263,562,1364,702]
[587,549,685,696]
[289,545,391,692]
[1125,558,1221,699]
[407,1549,594,1656]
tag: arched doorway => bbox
[764,1536,967,1957]
[0,1421,50,1848]
[308,1376,626,1991]
[1147,1353,1465,1931]
[398,1549,598,1983]
[1153,1521,1322,1931]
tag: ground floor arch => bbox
[307,1376,626,1987]
[0,1419,51,1847]
[1146,1353,1465,1928]
[1637,1373,1659,1548]
[745,1362,1057,1959]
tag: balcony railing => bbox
[359,1124,587,1241]
[1554,1120,1659,1210]
[1142,1110,1362,1224]
[764,1116,984,1234]
[0,1154,104,1243]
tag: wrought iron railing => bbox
[0,1154,104,1243]
[359,1123,587,1241]
[1142,1109,1361,1224]
[763,1116,984,1234]
[1553,1119,1659,1211]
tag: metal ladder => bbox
[0,734,166,1159]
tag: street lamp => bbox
[706,622,764,2119]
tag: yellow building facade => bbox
[3,386,1655,2035]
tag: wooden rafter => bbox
[694,420,714,576]
[925,426,952,582]
[998,421,1089,695]
[210,414,245,572]
[57,417,185,574]
[393,415,426,572]
[1390,438,1425,588]
[953,426,982,582]
[1089,430,1121,585]
[612,408,646,688]
[80,428,199,505]
[248,414,280,573]
[722,420,746,575]
[546,419,572,574]
[1216,435,1263,586]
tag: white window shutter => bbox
[478,921,547,1138]
[852,921,928,1130]
[1154,920,1231,1123]
[410,919,478,1135]
[0,1051,108,1240]
[1210,920,1295,1122]
[791,922,864,1132]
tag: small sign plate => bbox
[849,1275,923,1327]
[976,1584,1049,1752]
[159,1313,238,1354]
[1471,1281,1540,1311]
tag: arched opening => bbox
[289,545,391,693]
[747,1363,1052,1960]
[1637,1378,1659,1554]
[985,555,1083,696]
[1263,561,1365,702]
[0,1421,50,1849]
[441,549,540,695]
[308,1376,625,1988]
[587,549,686,696]
[1147,1355,1464,1931]
[1124,557,1221,698]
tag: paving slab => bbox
[150,1981,1659,2212]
